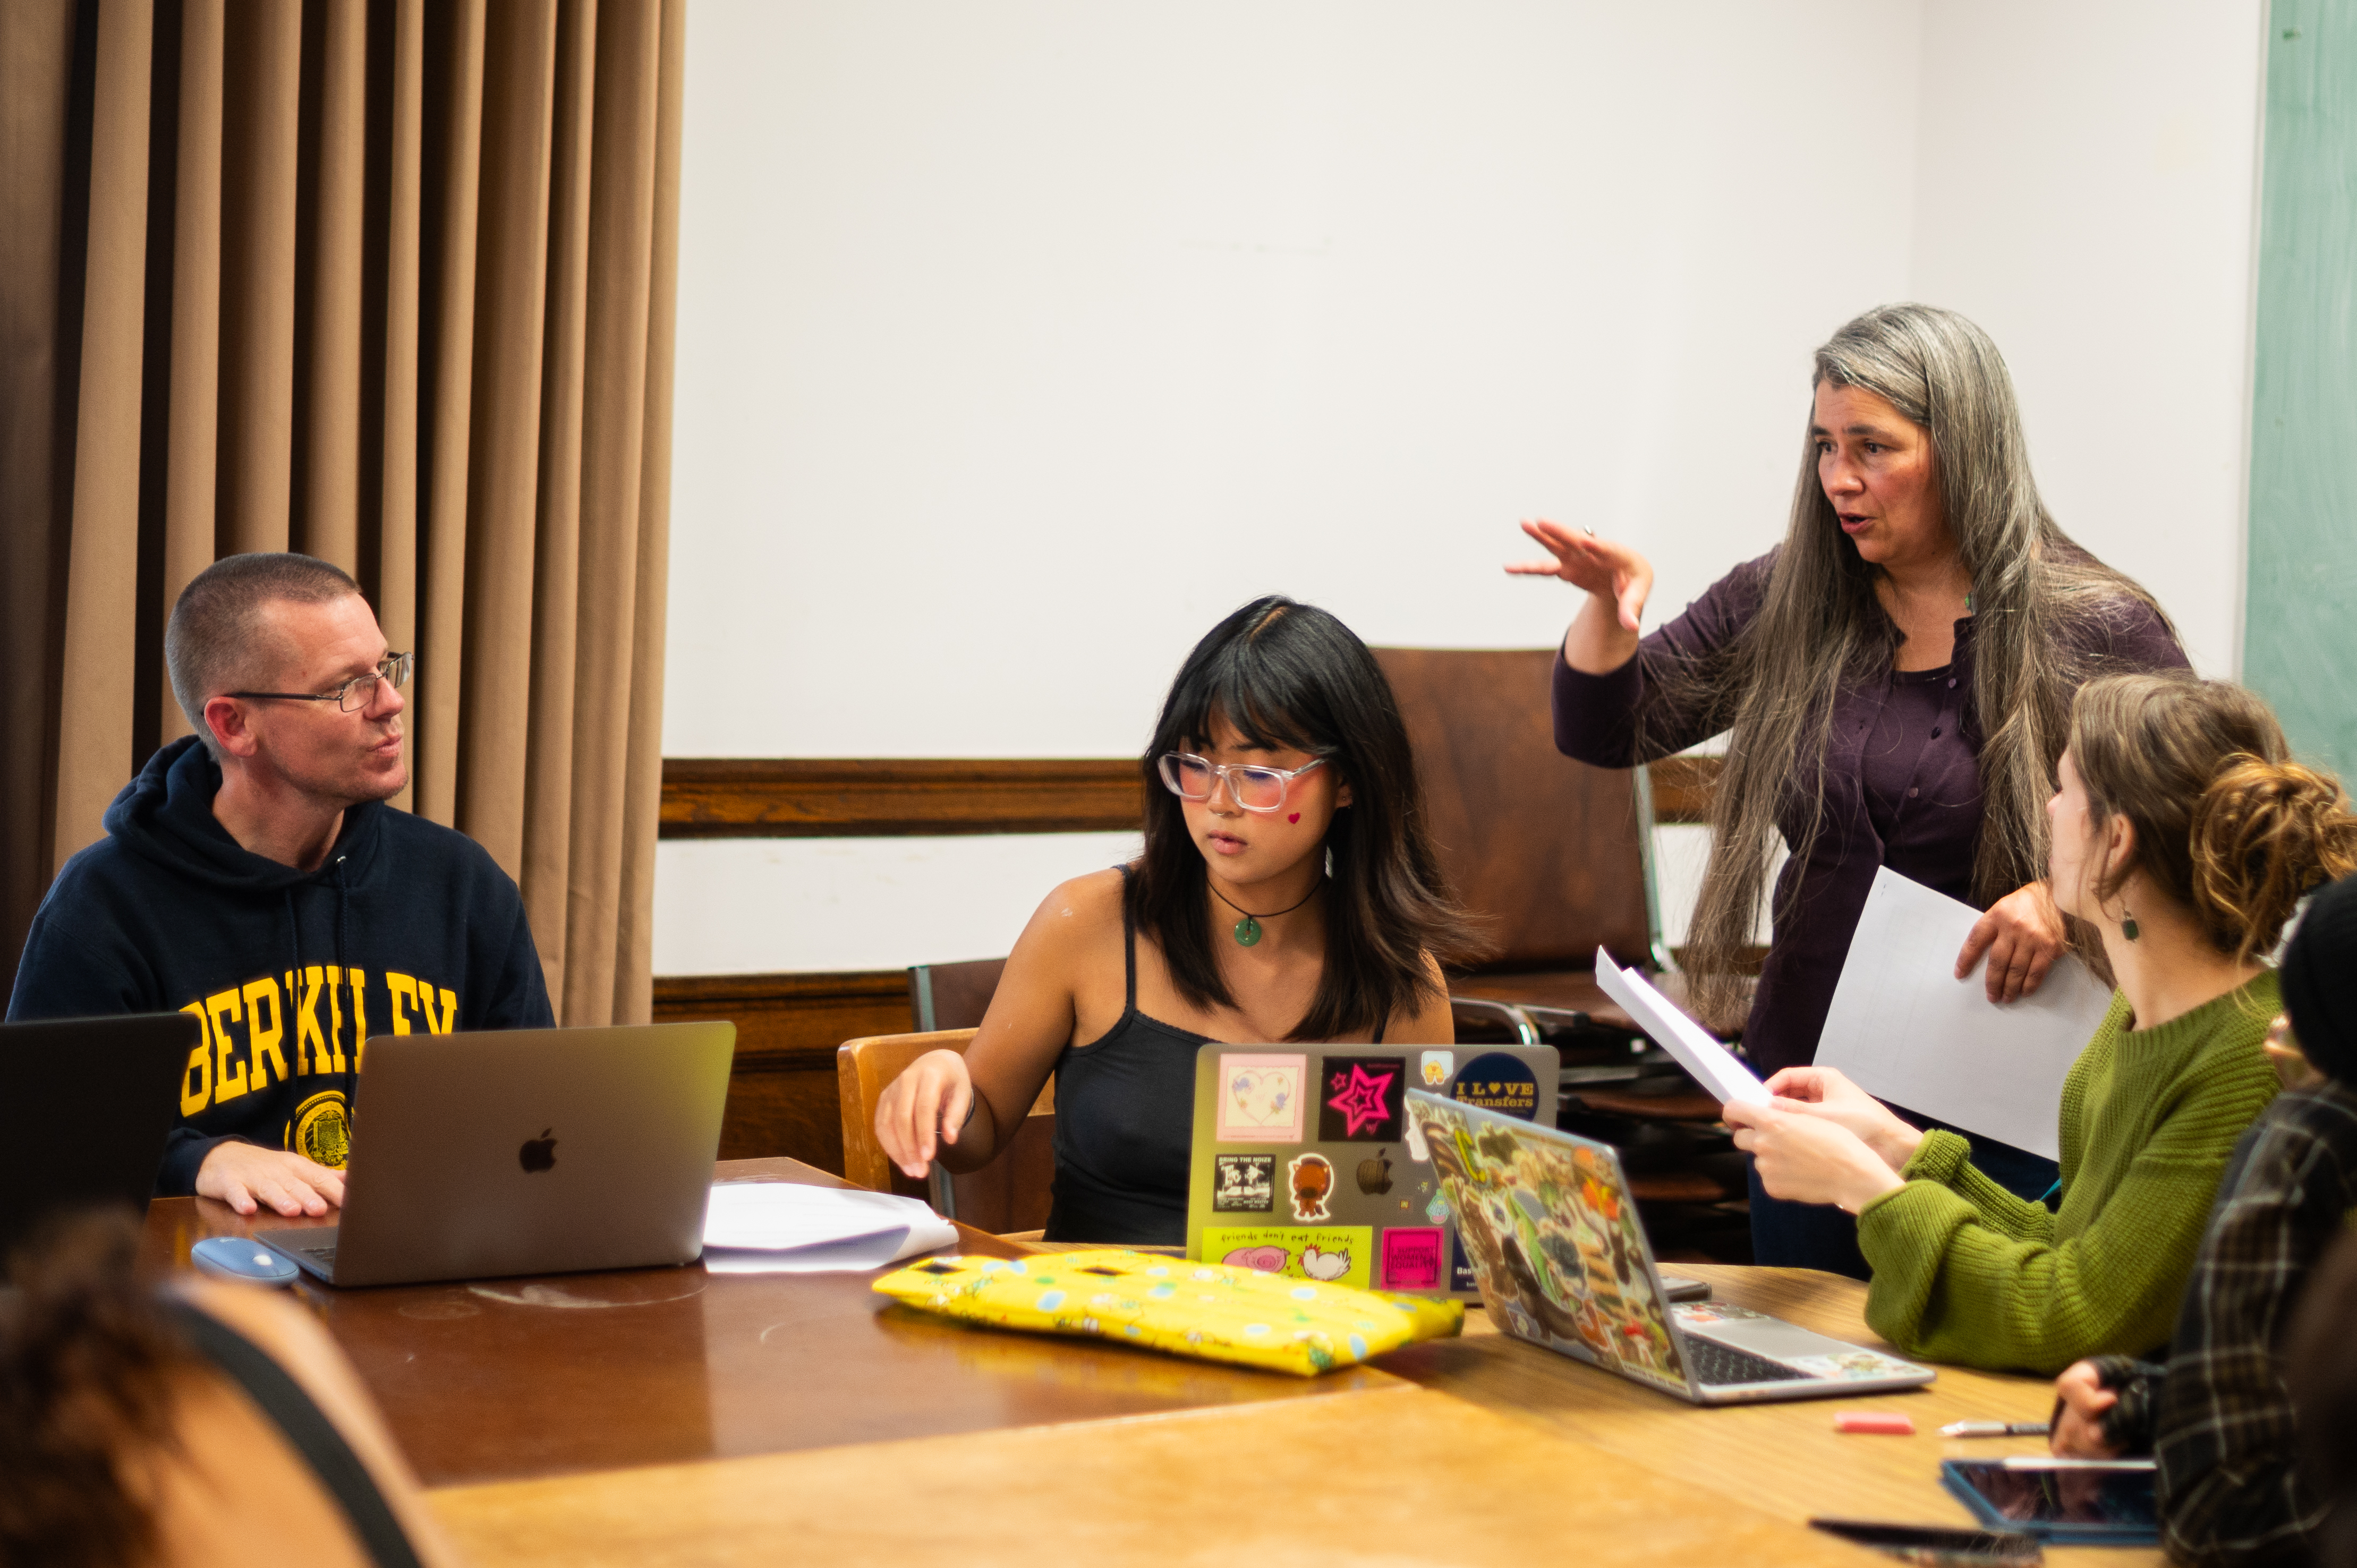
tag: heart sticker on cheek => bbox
[1288,813,1301,824]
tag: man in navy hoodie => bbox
[7,553,552,1216]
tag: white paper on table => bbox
[1593,947,1769,1107]
[701,1182,957,1272]
[1815,867,2114,1162]
[702,1226,951,1274]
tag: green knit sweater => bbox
[1855,971,2281,1376]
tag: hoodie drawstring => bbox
[333,856,351,981]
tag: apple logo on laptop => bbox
[518,1128,557,1173]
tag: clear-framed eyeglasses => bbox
[228,652,414,714]
[1156,751,1326,815]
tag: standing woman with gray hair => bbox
[1512,303,2188,1273]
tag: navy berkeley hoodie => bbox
[7,736,553,1192]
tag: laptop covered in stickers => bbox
[1182,1041,1560,1299]
[1403,1089,1936,1403]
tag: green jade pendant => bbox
[1233,916,1263,947]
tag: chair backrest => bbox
[909,958,1008,1032]
[1370,646,1656,971]
[838,1029,978,1192]
[835,1029,1058,1238]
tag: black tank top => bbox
[1044,870,1383,1245]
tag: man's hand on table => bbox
[197,1141,346,1217]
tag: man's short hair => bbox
[166,553,364,760]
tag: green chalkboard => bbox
[2248,3,2357,777]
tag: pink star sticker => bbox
[1325,1063,1397,1138]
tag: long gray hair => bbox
[1678,304,2166,1022]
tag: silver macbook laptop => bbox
[1404,1088,1935,1404]
[258,1021,735,1288]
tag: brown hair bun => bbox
[2191,757,2357,964]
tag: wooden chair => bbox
[1368,645,1673,1028]
[909,958,1007,1032]
[836,1028,1057,1236]
[1371,647,1747,1248]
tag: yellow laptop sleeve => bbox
[873,1248,1462,1376]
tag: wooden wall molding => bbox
[660,754,1721,838]
[659,759,1145,839]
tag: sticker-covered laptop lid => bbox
[1184,1043,1559,1300]
[1403,1088,1690,1395]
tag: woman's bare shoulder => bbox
[1011,865,1132,962]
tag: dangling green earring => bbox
[2121,907,2140,942]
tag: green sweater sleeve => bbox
[1855,1065,2278,1376]
[1897,1129,2057,1244]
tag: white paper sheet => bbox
[1592,948,1769,1106]
[702,1228,952,1274]
[700,1182,958,1273]
[1815,867,2114,1162]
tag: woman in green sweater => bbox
[1723,674,2357,1374]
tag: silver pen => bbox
[1941,1419,2052,1438]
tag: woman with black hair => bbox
[874,596,1481,1244]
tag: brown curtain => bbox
[0,0,684,1027]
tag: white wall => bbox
[655,0,2265,977]
[1909,0,2265,679]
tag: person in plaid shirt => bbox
[2050,871,2357,1566]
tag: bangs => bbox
[1164,619,1328,757]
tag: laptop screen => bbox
[1403,1089,1690,1394]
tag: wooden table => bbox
[145,1160,2159,1565]
[141,1158,1392,1486]
[1386,1265,2157,1568]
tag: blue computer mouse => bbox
[190,1236,301,1287]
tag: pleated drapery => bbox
[0,0,686,1027]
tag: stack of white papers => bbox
[1816,868,2113,1161]
[701,1182,958,1274]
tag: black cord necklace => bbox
[1209,877,1323,947]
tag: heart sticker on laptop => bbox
[1214,1054,1307,1141]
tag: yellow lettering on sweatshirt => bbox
[243,977,288,1088]
[419,984,458,1034]
[205,987,247,1103]
[178,1002,212,1115]
[323,965,350,1072]
[348,969,369,1069]
[386,972,418,1035]
[291,966,330,1075]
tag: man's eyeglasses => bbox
[228,652,414,714]
[1156,752,1325,815]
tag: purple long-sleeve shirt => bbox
[1554,549,2188,1077]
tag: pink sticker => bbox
[1223,1244,1291,1274]
[1379,1226,1446,1291]
[1288,812,1300,823]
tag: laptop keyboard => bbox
[1683,1335,1800,1386]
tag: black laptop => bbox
[0,1012,201,1255]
